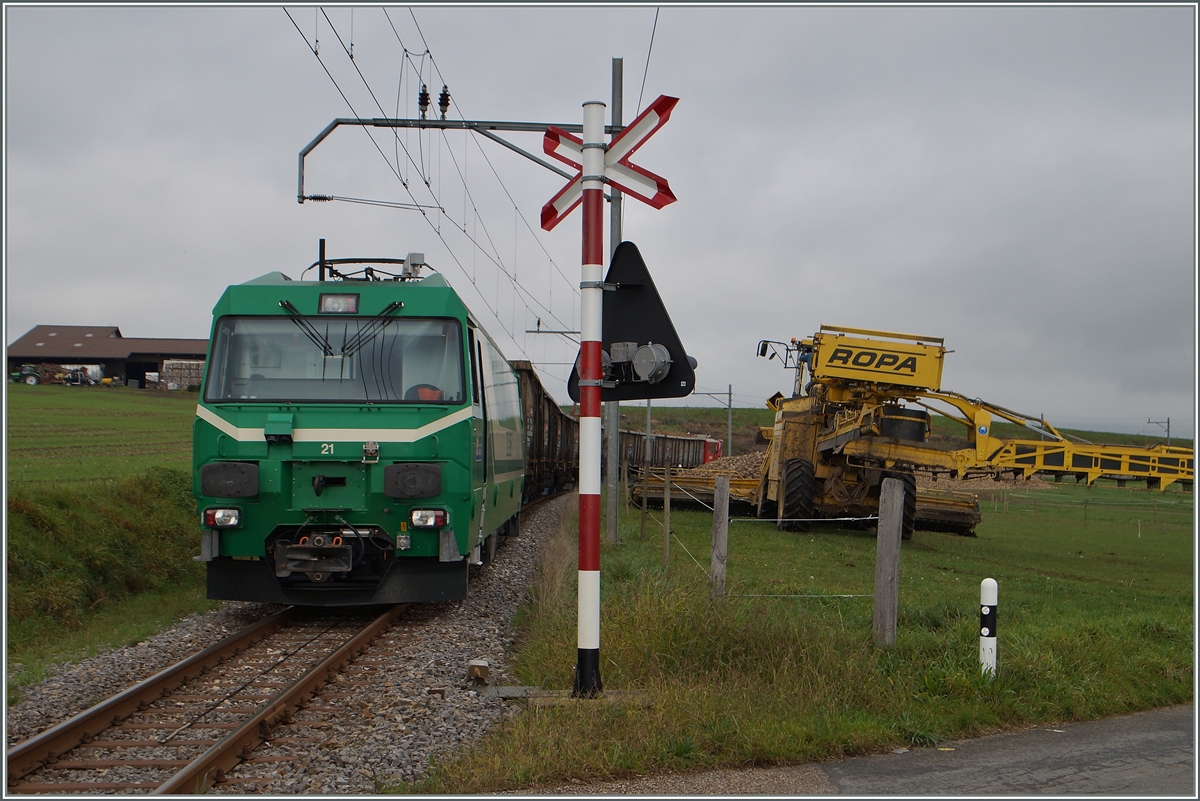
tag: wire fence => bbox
[638,478,878,601]
[981,489,1194,520]
[626,472,1192,604]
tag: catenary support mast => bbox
[606,58,624,547]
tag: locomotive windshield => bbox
[204,316,465,403]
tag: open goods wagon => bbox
[512,360,579,504]
[614,429,722,470]
[193,260,577,607]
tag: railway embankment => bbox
[7,467,211,699]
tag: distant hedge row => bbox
[7,467,202,626]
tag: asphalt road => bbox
[822,703,1195,796]
[526,704,1194,796]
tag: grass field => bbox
[6,384,198,483]
[410,480,1193,792]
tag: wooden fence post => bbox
[639,471,650,542]
[605,402,619,546]
[874,477,903,649]
[623,458,630,514]
[711,476,729,600]
[663,464,672,568]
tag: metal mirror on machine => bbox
[567,241,696,402]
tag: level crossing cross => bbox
[540,95,677,231]
[540,95,676,697]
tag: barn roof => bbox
[7,325,208,361]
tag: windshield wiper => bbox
[279,300,334,356]
[340,301,403,359]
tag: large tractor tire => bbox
[780,458,816,532]
[883,470,917,540]
[24,375,38,385]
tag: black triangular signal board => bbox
[568,241,696,403]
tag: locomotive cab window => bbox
[205,316,465,403]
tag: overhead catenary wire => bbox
[636,7,660,114]
[379,8,581,342]
[294,10,545,332]
[284,10,421,204]
[319,10,431,191]
[312,195,441,212]
[286,8,577,349]
[387,8,580,295]
[285,8,511,336]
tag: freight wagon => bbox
[614,429,722,470]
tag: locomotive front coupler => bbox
[271,522,392,582]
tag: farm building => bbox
[7,325,208,387]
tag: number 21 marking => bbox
[321,443,334,455]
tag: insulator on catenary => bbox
[418,83,430,119]
[438,85,450,120]
[305,195,333,202]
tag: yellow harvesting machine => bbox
[755,325,1193,538]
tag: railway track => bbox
[7,604,406,794]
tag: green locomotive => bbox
[193,257,564,606]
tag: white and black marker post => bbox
[980,577,998,677]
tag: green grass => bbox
[6,466,204,626]
[7,585,220,705]
[6,384,198,483]
[408,480,1193,792]
[6,467,209,703]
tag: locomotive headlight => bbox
[203,507,242,528]
[318,293,359,314]
[410,509,447,528]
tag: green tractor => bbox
[9,364,43,385]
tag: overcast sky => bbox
[5,5,1195,438]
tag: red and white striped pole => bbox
[574,100,606,697]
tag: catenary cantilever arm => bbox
[298,117,623,203]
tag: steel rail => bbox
[154,603,406,794]
[6,607,297,783]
